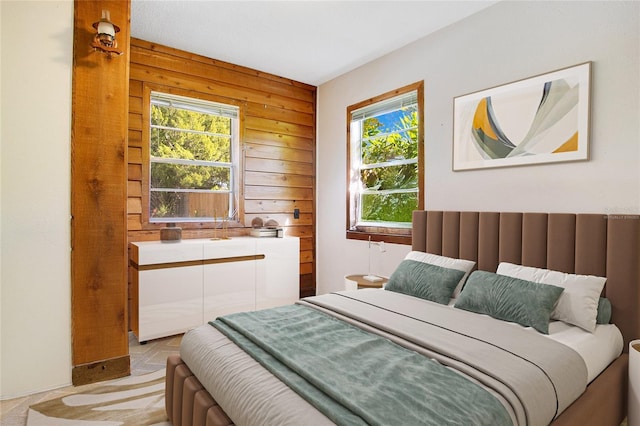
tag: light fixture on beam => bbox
[91,10,122,57]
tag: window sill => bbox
[346,229,411,245]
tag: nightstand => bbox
[344,274,389,291]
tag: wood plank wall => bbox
[71,0,130,385]
[127,39,317,319]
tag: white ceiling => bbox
[131,1,497,86]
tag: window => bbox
[347,82,424,244]
[149,92,240,222]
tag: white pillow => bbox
[496,262,606,333]
[406,251,476,297]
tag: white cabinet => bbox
[256,238,300,310]
[138,265,202,341]
[203,238,257,321]
[130,237,299,342]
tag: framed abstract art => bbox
[452,62,591,171]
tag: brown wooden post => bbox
[71,0,131,385]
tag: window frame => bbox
[140,84,245,230]
[346,81,424,245]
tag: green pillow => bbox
[454,271,564,334]
[596,297,612,324]
[386,259,465,305]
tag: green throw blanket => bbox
[211,304,512,426]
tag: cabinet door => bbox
[256,238,300,310]
[203,237,256,259]
[203,259,256,321]
[133,240,203,265]
[138,265,202,342]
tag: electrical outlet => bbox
[294,208,300,219]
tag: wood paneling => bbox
[245,157,314,175]
[245,102,314,127]
[127,38,317,308]
[128,181,142,197]
[245,213,313,226]
[128,164,142,180]
[245,200,313,214]
[128,130,142,147]
[244,129,314,151]
[127,198,142,214]
[129,67,313,114]
[300,273,314,298]
[129,42,314,102]
[71,0,130,384]
[244,171,313,188]
[245,116,314,139]
[245,144,314,163]
[244,186,314,201]
[128,147,142,164]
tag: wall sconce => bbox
[91,10,123,57]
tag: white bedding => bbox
[545,320,623,383]
[443,294,624,383]
[180,290,623,426]
[180,324,335,426]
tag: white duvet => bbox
[546,320,623,383]
[443,293,624,383]
[181,289,623,426]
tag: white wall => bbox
[1,0,73,398]
[317,1,640,295]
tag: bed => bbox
[165,210,639,426]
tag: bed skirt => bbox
[165,353,628,426]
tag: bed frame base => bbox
[552,354,627,426]
[166,354,233,426]
[166,353,627,426]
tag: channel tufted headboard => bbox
[412,211,640,352]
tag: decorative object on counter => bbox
[264,219,279,228]
[211,208,232,241]
[249,217,282,237]
[160,223,181,242]
[220,219,230,240]
[250,228,279,237]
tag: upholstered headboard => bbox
[412,211,640,352]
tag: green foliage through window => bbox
[149,92,238,221]
[350,91,419,227]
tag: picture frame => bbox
[452,62,591,171]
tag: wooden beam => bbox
[71,0,131,385]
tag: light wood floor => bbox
[0,332,181,425]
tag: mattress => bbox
[443,293,624,383]
[180,290,622,426]
[181,322,335,426]
[545,320,623,382]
